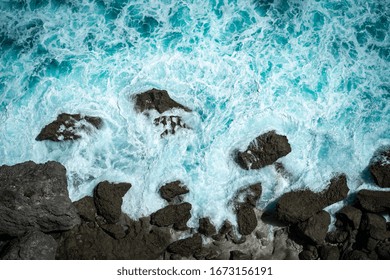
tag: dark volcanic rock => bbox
[230,250,251,260]
[94,181,131,224]
[36,113,102,141]
[159,180,189,202]
[369,148,390,188]
[134,88,191,114]
[1,231,57,260]
[150,203,192,230]
[235,183,262,207]
[236,204,257,235]
[100,224,126,240]
[359,213,388,241]
[356,189,390,213]
[295,210,330,244]
[0,161,80,236]
[167,234,202,257]
[336,205,362,230]
[73,196,96,222]
[343,250,369,260]
[326,229,349,244]
[154,116,189,137]
[377,240,390,260]
[235,131,291,170]
[274,174,349,224]
[298,245,318,260]
[198,217,217,237]
[318,245,340,260]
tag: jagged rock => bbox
[326,229,349,244]
[234,183,262,207]
[1,231,57,260]
[235,131,291,170]
[198,217,217,237]
[369,148,390,188]
[150,203,191,230]
[154,116,189,137]
[0,161,80,236]
[274,174,349,224]
[167,234,202,257]
[359,213,388,241]
[298,245,318,260]
[236,204,257,235]
[318,245,340,260]
[295,210,330,244]
[36,113,102,141]
[212,220,233,241]
[134,88,191,114]
[159,181,189,203]
[336,205,362,230]
[230,250,251,260]
[73,196,96,222]
[356,189,390,213]
[94,181,131,224]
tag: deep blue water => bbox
[0,0,389,227]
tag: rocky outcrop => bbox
[295,210,330,244]
[234,183,262,207]
[198,217,217,237]
[36,113,102,141]
[134,88,191,114]
[1,231,57,260]
[154,116,189,137]
[150,203,192,230]
[356,189,390,213]
[274,174,349,224]
[236,204,257,235]
[235,131,291,170]
[73,196,97,222]
[369,148,390,188]
[167,234,202,258]
[94,181,131,224]
[0,161,80,236]
[159,181,189,203]
[336,205,362,230]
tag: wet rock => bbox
[234,183,262,207]
[1,231,57,260]
[359,213,387,241]
[134,88,191,114]
[36,113,102,141]
[94,181,131,224]
[298,245,318,260]
[154,116,189,137]
[159,180,189,203]
[274,174,349,224]
[212,220,233,241]
[336,205,362,230]
[167,234,202,257]
[356,189,390,213]
[73,196,96,222]
[230,250,251,260]
[236,204,257,235]
[235,131,291,170]
[198,217,217,237]
[150,203,192,230]
[318,245,340,260]
[295,210,330,244]
[0,161,80,236]
[369,148,390,188]
[194,247,220,260]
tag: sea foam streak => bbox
[0,0,389,227]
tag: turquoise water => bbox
[0,0,389,227]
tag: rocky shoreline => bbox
[0,89,389,260]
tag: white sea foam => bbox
[0,0,389,228]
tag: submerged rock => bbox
[94,181,131,224]
[134,88,191,114]
[1,231,57,260]
[274,174,349,224]
[0,161,80,236]
[369,148,390,188]
[154,116,189,137]
[356,189,390,213]
[167,234,202,257]
[235,131,291,170]
[159,180,189,203]
[36,113,102,141]
[150,203,192,230]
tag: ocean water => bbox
[0,0,389,228]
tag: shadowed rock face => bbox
[356,190,390,213]
[36,113,102,141]
[295,210,330,245]
[1,231,57,260]
[94,181,131,224]
[150,203,192,230]
[274,174,349,224]
[0,161,80,236]
[235,131,291,170]
[369,148,390,188]
[134,88,191,114]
